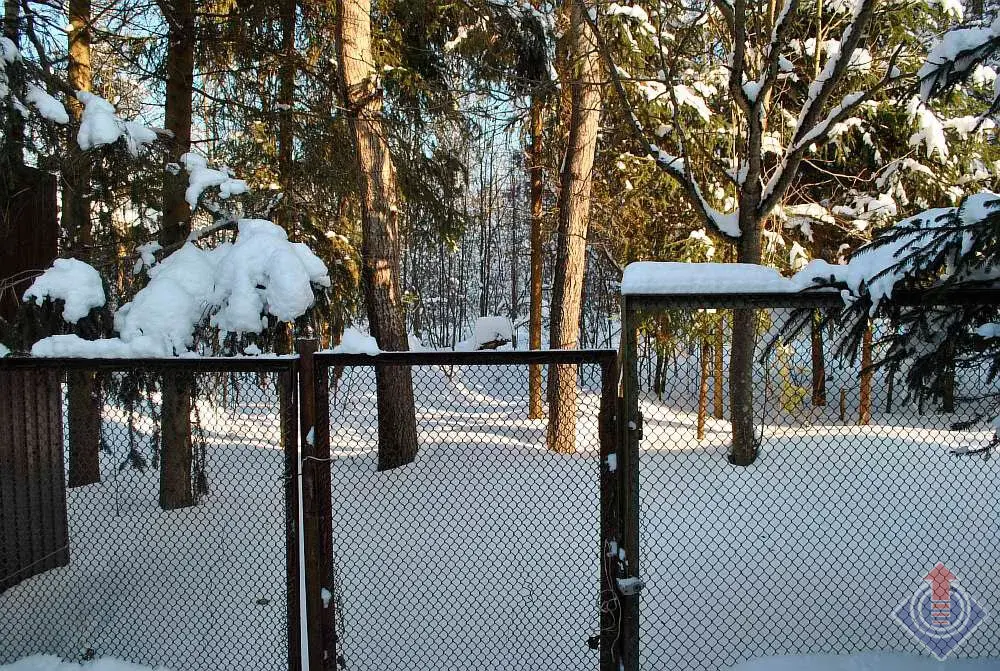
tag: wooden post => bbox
[697,339,710,441]
[713,318,724,419]
[810,310,827,406]
[885,365,895,414]
[160,370,194,510]
[859,322,872,426]
[67,370,101,487]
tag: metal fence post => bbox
[298,335,336,670]
[281,362,302,671]
[618,297,641,671]
[599,354,622,671]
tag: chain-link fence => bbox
[623,296,1000,670]
[0,359,298,671]
[312,351,617,671]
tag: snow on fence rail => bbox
[3,314,1000,671]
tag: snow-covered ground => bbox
[1,654,169,671]
[2,357,998,671]
[731,652,1000,670]
[0,374,290,671]
[325,363,604,671]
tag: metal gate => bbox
[300,349,623,671]
[0,358,300,670]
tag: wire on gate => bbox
[0,544,71,587]
[281,455,338,481]
[601,548,623,653]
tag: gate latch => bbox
[616,576,645,596]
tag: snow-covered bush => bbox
[28,218,329,357]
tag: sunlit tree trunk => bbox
[528,88,545,419]
[713,318,724,419]
[63,0,101,488]
[811,310,826,406]
[547,0,602,454]
[337,0,418,470]
[858,322,872,426]
[697,339,710,441]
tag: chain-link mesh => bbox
[630,304,1000,670]
[0,362,297,671]
[318,356,610,671]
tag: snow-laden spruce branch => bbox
[759,46,906,216]
[581,6,743,239]
[917,15,1000,115]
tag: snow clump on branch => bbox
[29,220,330,358]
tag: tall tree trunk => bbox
[337,0,418,470]
[859,322,872,426]
[158,0,196,509]
[2,0,23,171]
[713,317,724,419]
[273,0,297,356]
[64,0,101,488]
[527,88,545,419]
[509,175,518,346]
[277,0,295,231]
[654,346,665,400]
[160,371,194,509]
[697,339,710,441]
[160,0,194,245]
[729,231,762,465]
[546,0,602,454]
[811,310,827,406]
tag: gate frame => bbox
[0,355,302,671]
[302,347,622,671]
[618,286,1000,671]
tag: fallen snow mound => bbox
[329,327,380,355]
[0,655,171,671]
[730,651,1000,670]
[455,315,514,351]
